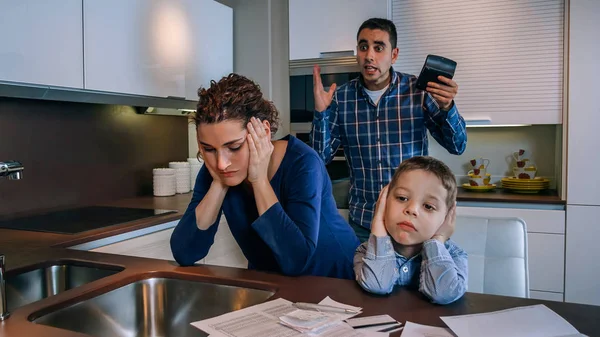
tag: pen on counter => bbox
[351,321,401,329]
[292,302,361,314]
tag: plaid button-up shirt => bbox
[310,69,466,229]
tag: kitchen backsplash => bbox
[429,125,560,188]
[0,97,188,216]
[190,122,560,188]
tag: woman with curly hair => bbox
[170,73,360,279]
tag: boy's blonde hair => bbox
[389,156,457,209]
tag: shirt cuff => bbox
[313,109,330,121]
[422,239,453,263]
[250,202,283,243]
[427,99,457,121]
[365,234,396,259]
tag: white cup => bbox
[169,162,191,193]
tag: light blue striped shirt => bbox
[354,234,468,305]
[310,69,467,229]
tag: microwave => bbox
[289,56,360,124]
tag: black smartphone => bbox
[415,54,457,91]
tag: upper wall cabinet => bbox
[83,0,232,101]
[0,0,83,88]
[184,0,233,101]
[83,0,188,98]
[288,0,389,60]
[391,0,565,125]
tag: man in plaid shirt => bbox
[310,18,467,242]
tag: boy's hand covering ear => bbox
[432,202,457,243]
[371,185,390,237]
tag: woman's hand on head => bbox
[246,117,274,185]
[371,185,389,237]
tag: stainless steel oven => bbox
[289,55,360,180]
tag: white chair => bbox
[452,215,529,298]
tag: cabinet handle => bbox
[166,96,186,100]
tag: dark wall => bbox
[0,97,188,215]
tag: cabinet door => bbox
[184,0,233,101]
[565,205,600,306]
[0,0,83,88]
[528,233,564,293]
[456,206,565,234]
[567,0,600,206]
[288,0,389,60]
[91,228,175,261]
[83,0,186,98]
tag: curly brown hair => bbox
[389,156,457,209]
[193,73,279,134]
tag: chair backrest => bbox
[452,215,529,298]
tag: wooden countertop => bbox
[0,192,590,337]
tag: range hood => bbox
[0,80,196,110]
[289,55,359,76]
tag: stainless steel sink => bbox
[6,261,123,311]
[32,277,275,337]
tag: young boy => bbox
[353,156,467,304]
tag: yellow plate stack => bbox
[501,177,550,193]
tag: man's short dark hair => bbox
[357,18,398,49]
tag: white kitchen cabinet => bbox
[184,0,233,101]
[565,205,600,306]
[80,216,247,268]
[527,233,564,293]
[83,0,188,98]
[530,291,563,302]
[0,0,83,88]
[203,217,247,268]
[456,205,565,298]
[91,227,176,260]
[288,0,389,60]
[567,0,600,206]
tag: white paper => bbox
[440,304,581,337]
[191,297,373,337]
[317,296,363,320]
[400,321,454,337]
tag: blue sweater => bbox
[170,135,360,279]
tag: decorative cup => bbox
[469,172,491,186]
[513,166,537,179]
[516,159,530,168]
[468,175,486,186]
[513,149,526,161]
[468,167,487,177]
[470,157,490,170]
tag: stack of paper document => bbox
[191,296,386,337]
[401,304,587,337]
[279,310,341,333]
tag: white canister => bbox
[153,168,176,197]
[169,161,191,193]
[188,157,204,189]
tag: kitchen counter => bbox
[1,193,592,337]
[0,193,191,251]
[332,178,564,208]
[2,244,600,336]
[457,188,563,204]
